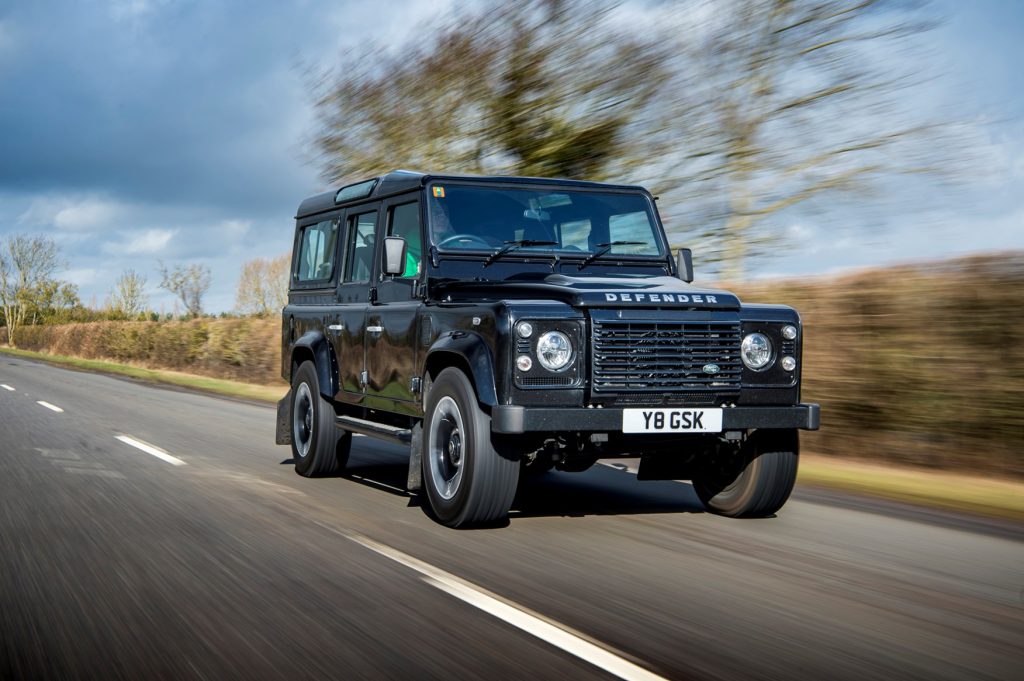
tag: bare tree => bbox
[311,0,952,278]
[158,262,211,318]
[652,0,948,278]
[235,254,289,316]
[311,0,669,182]
[110,269,149,318]
[0,234,65,346]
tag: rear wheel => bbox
[422,368,519,527]
[692,430,798,517]
[291,361,349,477]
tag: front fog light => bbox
[537,331,573,371]
[741,333,773,370]
[516,355,533,371]
[781,356,796,371]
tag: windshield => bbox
[427,183,664,259]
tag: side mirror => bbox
[383,236,407,276]
[676,248,694,283]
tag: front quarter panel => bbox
[290,328,338,400]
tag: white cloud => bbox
[219,219,251,239]
[321,0,460,53]
[63,268,101,286]
[785,223,815,240]
[103,228,176,255]
[17,195,127,231]
[54,199,123,230]
[609,0,721,36]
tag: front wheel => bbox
[692,430,798,518]
[421,368,519,527]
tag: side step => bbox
[336,414,413,446]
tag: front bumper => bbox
[491,403,819,434]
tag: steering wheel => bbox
[437,234,494,249]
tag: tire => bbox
[291,361,349,477]
[421,368,519,527]
[692,430,798,518]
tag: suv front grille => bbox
[591,320,741,400]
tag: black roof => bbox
[295,170,647,219]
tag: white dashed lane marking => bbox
[36,401,64,413]
[331,528,668,681]
[115,435,187,466]
[1,384,14,391]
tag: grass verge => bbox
[799,455,1024,522]
[0,346,285,404]
[3,345,1021,522]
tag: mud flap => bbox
[275,392,292,445]
[406,422,423,492]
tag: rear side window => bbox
[344,210,378,282]
[296,219,340,282]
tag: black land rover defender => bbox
[276,171,819,527]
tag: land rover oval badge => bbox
[702,363,720,374]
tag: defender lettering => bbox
[602,292,719,305]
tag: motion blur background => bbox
[1,0,1022,480]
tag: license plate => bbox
[622,408,722,433]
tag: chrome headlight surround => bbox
[741,332,774,371]
[536,330,574,371]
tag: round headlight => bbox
[741,333,773,370]
[536,331,573,371]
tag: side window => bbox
[344,210,378,282]
[387,202,421,278]
[296,219,339,282]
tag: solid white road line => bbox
[1,384,14,391]
[36,401,64,413]
[115,435,187,466]
[339,529,667,681]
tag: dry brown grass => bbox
[733,252,1024,477]
[2,318,282,385]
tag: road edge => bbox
[3,345,1022,524]
[0,345,284,406]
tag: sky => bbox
[0,0,1022,313]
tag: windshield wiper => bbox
[483,239,558,267]
[577,241,645,270]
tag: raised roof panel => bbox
[295,170,646,219]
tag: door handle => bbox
[327,324,344,332]
[366,325,384,334]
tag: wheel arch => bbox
[290,330,338,400]
[423,335,498,411]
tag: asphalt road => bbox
[1,355,1021,680]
